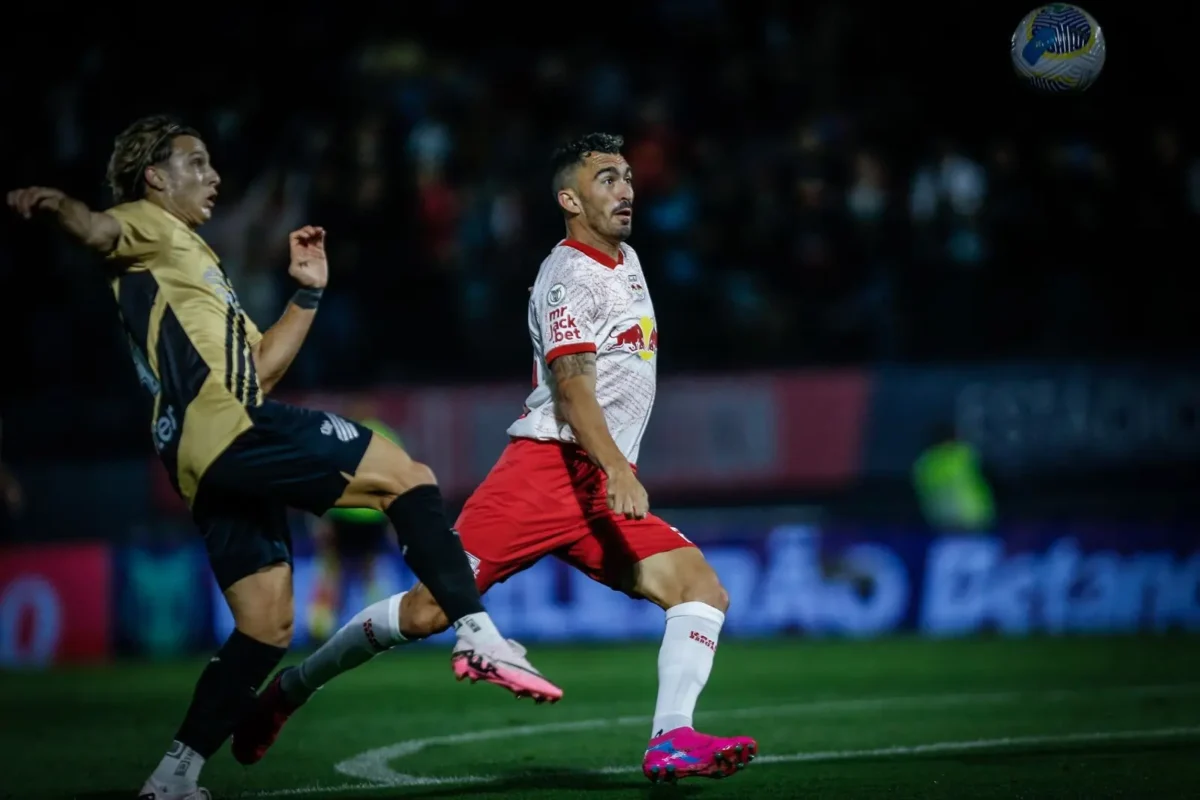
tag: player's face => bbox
[157,136,221,226]
[578,153,634,241]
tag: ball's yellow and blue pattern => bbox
[1011,4,1106,91]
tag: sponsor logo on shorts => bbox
[689,630,717,651]
[463,547,482,578]
[321,412,359,443]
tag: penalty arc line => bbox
[239,683,1200,797]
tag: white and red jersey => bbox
[506,239,658,465]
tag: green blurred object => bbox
[912,439,995,532]
[326,417,402,525]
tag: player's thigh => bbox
[335,429,437,509]
[558,514,716,607]
[447,514,551,600]
[447,440,585,584]
[194,492,295,646]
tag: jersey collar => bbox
[562,239,623,269]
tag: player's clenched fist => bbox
[607,467,649,520]
[6,186,66,219]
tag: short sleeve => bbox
[105,202,169,263]
[538,271,605,364]
[242,311,263,348]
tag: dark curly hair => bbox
[106,115,201,204]
[550,132,625,192]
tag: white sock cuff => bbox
[665,600,725,626]
[389,592,407,643]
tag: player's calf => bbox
[144,565,292,797]
[233,592,408,766]
[399,585,451,638]
[338,434,490,632]
[629,548,749,751]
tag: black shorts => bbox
[193,400,374,590]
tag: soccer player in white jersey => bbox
[233,134,757,783]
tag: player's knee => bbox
[373,461,438,507]
[678,561,728,613]
[270,613,295,648]
[636,548,728,611]
[236,610,294,649]
[224,563,295,647]
[700,581,731,614]
[399,586,450,639]
[401,460,438,491]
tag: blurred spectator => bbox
[1,3,1195,460]
[0,416,23,537]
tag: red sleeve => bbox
[546,341,597,364]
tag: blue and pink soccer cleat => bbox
[642,727,758,783]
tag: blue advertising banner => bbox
[200,523,1199,647]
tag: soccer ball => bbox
[1011,4,1106,91]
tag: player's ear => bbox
[144,165,167,192]
[557,188,582,216]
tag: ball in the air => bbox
[1011,4,1106,91]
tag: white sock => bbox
[651,601,725,739]
[144,740,205,796]
[282,592,408,704]
[452,611,505,646]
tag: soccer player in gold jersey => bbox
[7,115,561,800]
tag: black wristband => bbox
[291,287,323,310]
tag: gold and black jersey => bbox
[106,200,263,506]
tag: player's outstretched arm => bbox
[6,187,120,253]
[252,226,327,394]
[551,352,648,518]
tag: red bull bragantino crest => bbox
[607,316,658,360]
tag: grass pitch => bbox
[2,635,1198,799]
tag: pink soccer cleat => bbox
[642,727,758,783]
[451,638,563,703]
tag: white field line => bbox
[238,683,1200,797]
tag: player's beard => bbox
[608,210,633,241]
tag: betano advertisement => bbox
[2,523,1196,666]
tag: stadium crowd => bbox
[1,4,1193,447]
